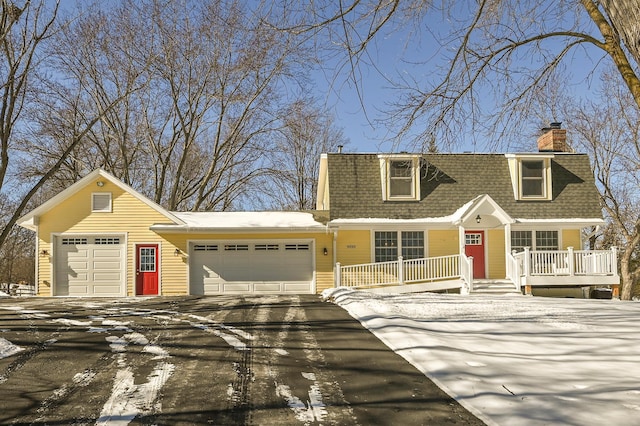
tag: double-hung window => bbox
[521,160,545,198]
[511,230,558,252]
[374,231,424,262]
[379,155,421,201]
[389,160,414,198]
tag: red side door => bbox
[464,231,486,279]
[136,244,159,295]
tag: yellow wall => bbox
[335,230,371,266]
[427,230,458,257]
[562,229,582,250]
[487,229,506,279]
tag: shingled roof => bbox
[325,153,602,221]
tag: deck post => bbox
[335,262,341,287]
[398,256,404,285]
[611,247,618,275]
[612,284,620,299]
[523,247,530,277]
[567,247,574,276]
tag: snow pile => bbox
[0,337,24,359]
[324,288,640,426]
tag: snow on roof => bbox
[514,218,605,223]
[329,198,477,225]
[156,211,326,230]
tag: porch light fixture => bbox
[323,247,328,256]
[40,249,49,256]
[475,214,481,223]
[174,248,181,257]
[96,181,105,187]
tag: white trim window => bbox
[92,193,112,212]
[379,155,421,201]
[389,160,414,198]
[374,231,424,262]
[511,230,558,252]
[519,159,551,200]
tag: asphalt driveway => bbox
[0,295,484,425]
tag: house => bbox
[316,124,620,296]
[17,124,620,297]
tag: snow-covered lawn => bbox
[324,288,640,426]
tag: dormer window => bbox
[505,154,553,201]
[521,160,545,197]
[379,155,421,201]
[389,160,413,197]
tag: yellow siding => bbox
[336,230,371,266]
[487,229,505,279]
[562,229,582,249]
[428,230,458,257]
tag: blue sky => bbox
[311,4,613,155]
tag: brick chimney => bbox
[537,122,567,152]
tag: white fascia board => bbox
[513,218,605,227]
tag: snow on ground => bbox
[0,337,23,359]
[324,288,640,426]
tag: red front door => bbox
[464,231,486,279]
[136,244,159,295]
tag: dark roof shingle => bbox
[326,153,602,220]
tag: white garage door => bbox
[54,235,125,297]
[189,240,314,295]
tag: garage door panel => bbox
[284,282,313,292]
[254,283,281,292]
[190,240,314,295]
[93,285,123,295]
[55,235,124,297]
[68,285,89,296]
[223,283,252,292]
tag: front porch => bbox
[335,247,620,296]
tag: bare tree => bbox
[566,69,640,300]
[28,0,312,212]
[289,1,640,150]
[264,98,348,210]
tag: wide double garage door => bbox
[54,235,125,297]
[189,240,315,295]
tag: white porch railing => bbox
[335,254,467,289]
[508,247,617,281]
[334,247,618,291]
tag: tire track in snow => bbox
[252,295,356,425]
[96,321,175,425]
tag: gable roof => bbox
[17,169,185,230]
[324,153,603,221]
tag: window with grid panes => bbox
[511,231,532,252]
[401,231,424,260]
[535,231,558,250]
[374,231,398,262]
[511,230,558,251]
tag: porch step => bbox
[471,279,522,295]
